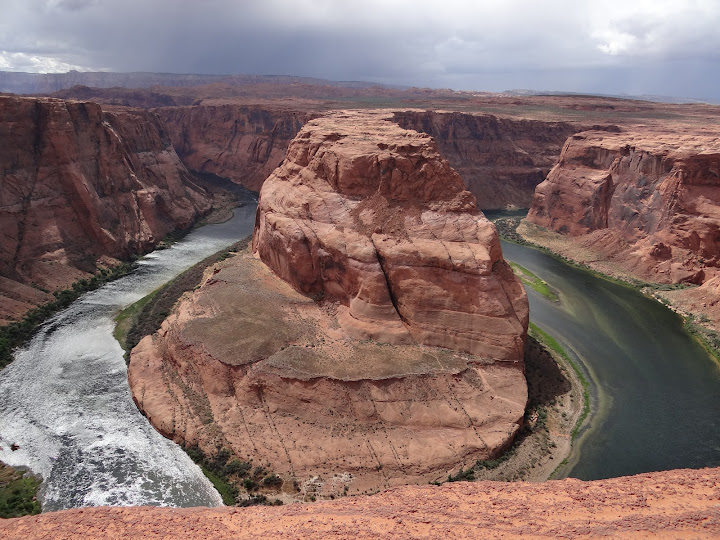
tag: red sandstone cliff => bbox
[0,96,216,323]
[128,111,528,496]
[254,111,528,359]
[156,105,314,192]
[3,467,719,539]
[526,129,720,285]
[393,110,576,209]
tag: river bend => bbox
[0,205,256,511]
[501,240,720,480]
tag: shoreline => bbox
[469,329,586,483]
[513,219,720,368]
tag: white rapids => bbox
[0,205,257,511]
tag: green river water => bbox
[500,239,720,480]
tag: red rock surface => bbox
[0,96,214,323]
[253,111,528,359]
[393,110,576,209]
[3,467,719,539]
[156,104,314,191]
[527,129,720,285]
[128,111,528,495]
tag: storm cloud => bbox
[1,0,719,100]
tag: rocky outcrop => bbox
[156,105,315,191]
[129,111,528,494]
[0,96,215,323]
[4,467,720,539]
[527,129,720,284]
[393,110,576,209]
[253,111,528,360]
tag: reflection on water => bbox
[501,240,720,480]
[0,205,257,511]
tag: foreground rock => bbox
[3,468,719,539]
[129,111,528,496]
[0,96,217,323]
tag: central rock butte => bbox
[129,111,528,497]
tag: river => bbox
[0,204,257,512]
[2,204,719,510]
[501,239,720,480]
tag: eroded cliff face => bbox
[254,111,528,360]
[129,111,529,495]
[156,105,314,192]
[0,96,214,323]
[527,130,720,285]
[393,110,577,209]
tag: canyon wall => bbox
[155,105,315,191]
[129,111,529,495]
[0,96,216,323]
[526,130,720,285]
[393,110,577,209]
[156,106,575,208]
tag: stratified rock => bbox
[527,129,720,284]
[254,111,528,360]
[394,110,576,209]
[3,467,719,539]
[129,111,528,494]
[0,96,214,322]
[157,105,314,191]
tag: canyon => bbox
[127,111,529,495]
[524,126,720,328]
[3,73,720,536]
[0,95,228,324]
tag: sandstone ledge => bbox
[3,468,719,539]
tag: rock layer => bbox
[393,110,576,209]
[527,129,720,284]
[3,468,719,539]
[253,111,528,360]
[0,96,214,322]
[157,105,314,191]
[129,111,528,494]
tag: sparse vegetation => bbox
[182,445,284,507]
[0,463,41,518]
[509,262,559,302]
[114,237,251,360]
[0,262,135,370]
[529,323,590,439]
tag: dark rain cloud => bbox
[1,0,719,100]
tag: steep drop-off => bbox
[0,96,216,323]
[527,129,720,285]
[393,110,576,209]
[3,467,719,539]
[129,111,529,496]
[156,105,314,192]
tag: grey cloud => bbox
[0,0,719,101]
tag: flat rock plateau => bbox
[128,111,529,496]
[2,468,719,539]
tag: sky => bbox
[1,0,719,101]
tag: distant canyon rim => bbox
[1,72,720,536]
